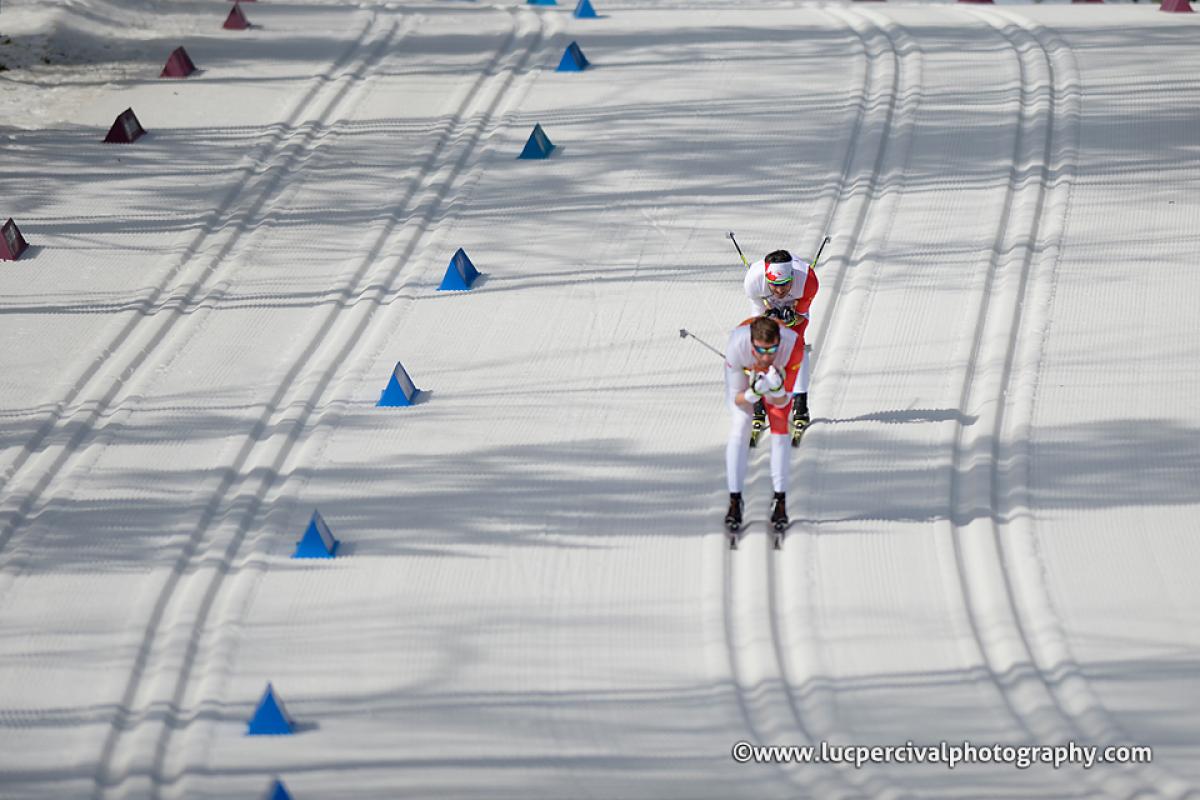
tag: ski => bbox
[790,417,808,447]
[724,494,744,549]
[749,424,764,448]
[749,406,767,448]
[791,392,810,447]
[770,493,788,543]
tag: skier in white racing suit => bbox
[742,249,819,439]
[723,315,805,531]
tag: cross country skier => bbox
[743,249,818,445]
[724,315,804,533]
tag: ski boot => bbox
[749,399,767,448]
[725,492,744,549]
[790,392,810,447]
[771,492,788,549]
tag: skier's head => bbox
[750,316,781,369]
[765,249,793,266]
[763,250,794,296]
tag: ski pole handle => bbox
[727,232,750,267]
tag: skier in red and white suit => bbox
[743,249,818,431]
[723,315,803,530]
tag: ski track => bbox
[804,7,1122,797]
[798,8,1081,795]
[790,5,1080,797]
[0,4,393,563]
[0,7,420,628]
[74,7,563,798]
[781,7,924,798]
[805,3,923,388]
[718,6,923,798]
[939,6,1120,796]
[752,6,917,794]
[166,5,564,793]
[771,7,1192,798]
[73,8,434,797]
[2,3,1195,798]
[0,1,538,794]
[955,10,1193,798]
[937,7,1182,799]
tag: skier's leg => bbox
[725,369,752,493]
[788,343,811,443]
[796,345,811,394]
[768,401,791,527]
[763,397,792,493]
[769,432,790,493]
[725,406,750,533]
[726,408,751,492]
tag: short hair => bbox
[750,315,781,344]
[764,249,793,264]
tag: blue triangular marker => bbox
[527,0,557,5]
[518,123,555,160]
[574,0,598,18]
[247,683,294,736]
[293,510,339,559]
[438,248,480,291]
[556,41,590,72]
[378,361,420,407]
[265,778,293,800]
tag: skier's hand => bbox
[764,366,784,392]
[776,307,796,325]
[763,366,788,400]
[751,371,774,396]
[742,386,761,405]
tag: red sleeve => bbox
[793,268,819,315]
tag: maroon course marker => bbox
[103,108,146,144]
[224,3,251,29]
[1,218,29,261]
[160,46,197,78]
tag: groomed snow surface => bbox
[1,0,1199,797]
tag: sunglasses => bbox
[752,342,779,355]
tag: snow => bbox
[1,0,1199,797]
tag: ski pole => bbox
[727,232,750,267]
[809,235,831,269]
[679,328,725,360]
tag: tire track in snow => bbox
[78,8,557,797]
[718,7,921,797]
[954,10,1193,798]
[0,6,393,559]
